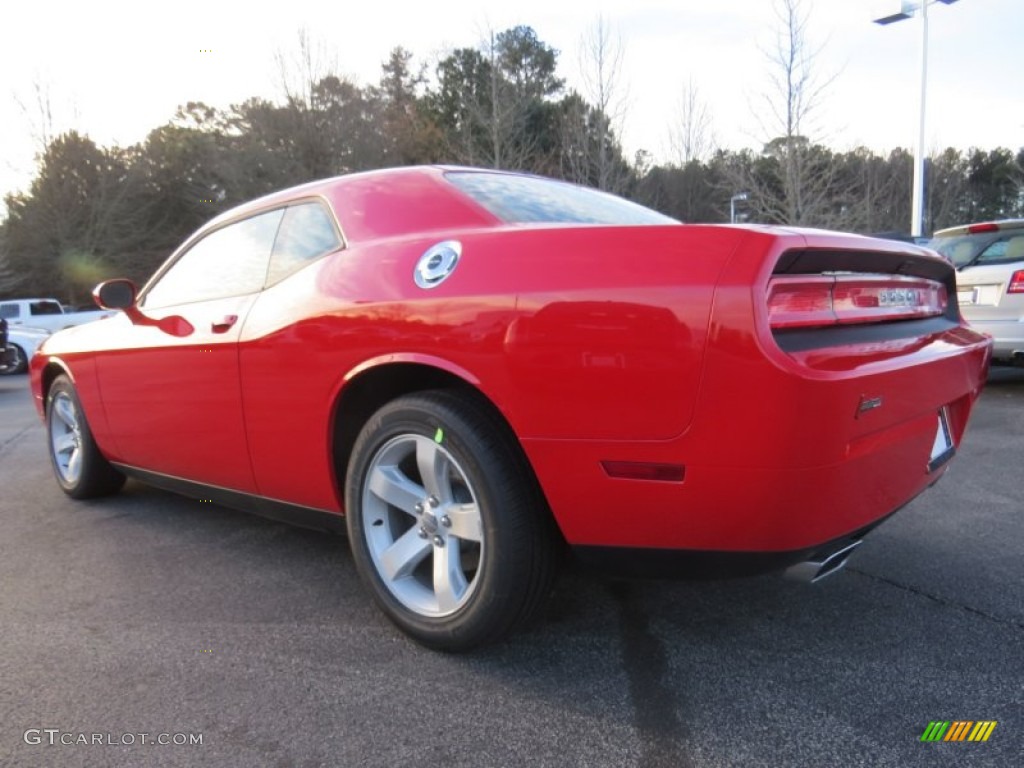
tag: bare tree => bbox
[6,76,76,214]
[270,30,365,179]
[733,0,840,227]
[13,78,58,154]
[484,29,517,169]
[925,148,971,231]
[581,15,627,189]
[274,29,338,112]
[561,15,631,192]
[668,79,715,166]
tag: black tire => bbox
[0,343,27,375]
[46,374,126,499]
[345,390,559,651]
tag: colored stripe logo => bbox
[921,721,997,742]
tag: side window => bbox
[0,304,19,319]
[267,202,342,285]
[143,209,285,308]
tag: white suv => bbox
[929,219,1024,365]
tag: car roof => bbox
[932,219,1024,237]
[193,166,506,244]
[189,165,684,245]
[200,166,523,227]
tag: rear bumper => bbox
[523,324,990,557]
[962,317,1024,360]
[525,419,955,554]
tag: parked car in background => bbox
[927,219,1024,365]
[29,166,992,650]
[1,325,49,375]
[0,298,113,333]
[867,232,932,248]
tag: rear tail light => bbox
[1008,270,1024,294]
[768,275,948,329]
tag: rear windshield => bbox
[930,232,1024,268]
[928,235,987,267]
[446,171,677,226]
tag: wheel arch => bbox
[329,358,552,525]
[39,358,74,400]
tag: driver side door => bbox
[95,208,285,492]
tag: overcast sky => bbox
[1,0,1021,210]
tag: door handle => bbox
[211,315,238,333]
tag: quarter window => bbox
[143,209,285,308]
[267,202,341,284]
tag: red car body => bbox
[30,166,991,647]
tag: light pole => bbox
[730,192,748,224]
[874,0,960,240]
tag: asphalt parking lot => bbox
[1,369,1021,768]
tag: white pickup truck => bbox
[0,298,113,333]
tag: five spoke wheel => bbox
[45,375,125,499]
[346,391,559,651]
[49,390,84,486]
[363,435,483,616]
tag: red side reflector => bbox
[601,461,685,483]
[768,275,948,329]
[1008,270,1024,294]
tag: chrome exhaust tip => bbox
[784,539,863,584]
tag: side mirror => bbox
[94,279,137,310]
[91,279,194,338]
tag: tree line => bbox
[2,19,1021,303]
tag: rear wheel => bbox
[46,375,125,499]
[345,391,558,651]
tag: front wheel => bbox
[345,391,558,651]
[46,375,125,499]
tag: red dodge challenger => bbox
[30,166,991,650]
